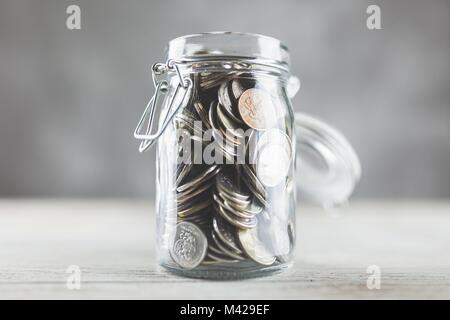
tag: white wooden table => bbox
[0,199,449,299]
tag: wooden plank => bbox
[0,200,449,299]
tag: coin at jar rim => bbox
[255,129,293,187]
[238,88,276,130]
[238,227,276,266]
[200,71,235,90]
[169,221,208,270]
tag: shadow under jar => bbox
[134,32,360,279]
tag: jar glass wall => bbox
[155,64,296,279]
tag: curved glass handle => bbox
[294,112,361,207]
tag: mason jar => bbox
[134,32,360,279]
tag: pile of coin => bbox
[167,71,295,271]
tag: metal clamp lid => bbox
[134,60,192,152]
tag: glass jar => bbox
[134,32,360,279]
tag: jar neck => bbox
[168,57,291,82]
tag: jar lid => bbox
[295,113,361,207]
[166,32,290,68]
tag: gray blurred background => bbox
[0,0,449,198]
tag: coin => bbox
[255,129,292,187]
[177,199,212,217]
[169,222,208,269]
[176,180,214,204]
[163,70,295,272]
[176,163,193,186]
[270,217,291,258]
[216,171,249,202]
[177,165,220,193]
[200,72,234,90]
[214,192,253,220]
[238,88,276,130]
[205,252,240,264]
[238,227,276,266]
[213,217,243,254]
[208,101,238,161]
[213,198,257,230]
[211,232,245,261]
[256,144,290,187]
[218,81,244,125]
[194,101,212,129]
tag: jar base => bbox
[160,261,293,280]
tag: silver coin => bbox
[241,164,266,195]
[169,222,208,269]
[177,180,214,204]
[218,82,244,124]
[216,102,244,140]
[207,240,224,253]
[216,171,249,200]
[176,165,220,193]
[256,144,291,187]
[231,79,245,101]
[238,227,276,266]
[255,129,292,187]
[208,102,238,160]
[176,163,193,186]
[211,231,245,261]
[200,72,234,90]
[205,251,241,264]
[194,101,212,129]
[240,168,268,208]
[217,188,249,206]
[270,217,291,259]
[213,199,256,230]
[214,193,254,220]
[218,82,233,115]
[213,217,243,254]
[177,199,212,217]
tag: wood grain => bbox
[0,199,449,299]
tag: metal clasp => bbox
[134,60,192,152]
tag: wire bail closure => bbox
[134,60,192,152]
